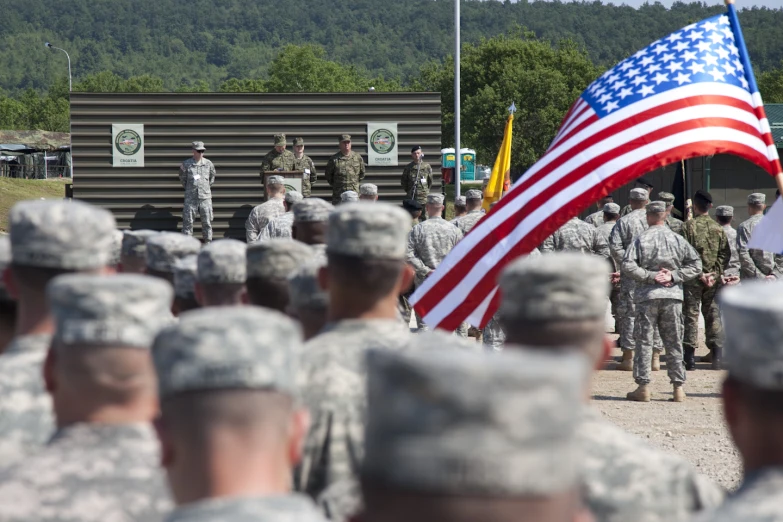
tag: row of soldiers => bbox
[1,195,783,521]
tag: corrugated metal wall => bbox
[70,92,442,240]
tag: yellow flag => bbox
[482,114,513,212]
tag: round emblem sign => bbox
[370,128,395,155]
[115,130,142,156]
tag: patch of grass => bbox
[443,181,483,220]
[0,178,68,232]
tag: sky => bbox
[506,0,783,9]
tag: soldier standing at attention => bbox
[623,201,702,402]
[261,134,295,174]
[659,191,684,234]
[246,175,287,243]
[715,205,741,286]
[620,177,654,217]
[179,141,216,244]
[292,137,317,197]
[120,230,158,274]
[145,232,202,286]
[681,190,730,371]
[738,193,776,282]
[260,191,304,241]
[584,195,615,227]
[195,238,248,308]
[541,214,610,260]
[452,189,485,236]
[451,196,467,221]
[597,203,621,323]
[325,134,366,206]
[400,145,433,211]
[359,183,379,201]
[172,255,200,316]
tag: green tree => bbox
[759,64,783,103]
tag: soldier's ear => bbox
[43,344,57,395]
[397,264,415,295]
[153,415,176,469]
[289,408,311,466]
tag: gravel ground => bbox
[592,330,743,491]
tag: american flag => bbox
[411,5,782,331]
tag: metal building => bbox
[70,92,442,239]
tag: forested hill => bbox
[3,0,783,95]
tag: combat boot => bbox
[701,350,713,363]
[617,350,633,371]
[711,347,722,370]
[652,351,661,371]
[672,384,686,402]
[683,347,696,371]
[626,384,650,402]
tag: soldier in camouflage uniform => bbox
[451,195,467,220]
[584,195,615,227]
[246,238,313,312]
[261,133,296,174]
[172,255,200,315]
[497,252,724,521]
[292,199,334,247]
[246,175,287,243]
[738,193,776,281]
[195,238,247,307]
[0,236,15,353]
[540,216,610,260]
[452,189,484,236]
[681,190,730,371]
[359,183,378,201]
[715,205,741,283]
[292,137,317,197]
[152,307,327,522]
[340,190,359,204]
[179,141,216,243]
[120,230,158,274]
[0,274,174,522]
[145,232,202,285]
[260,190,303,240]
[0,200,116,471]
[619,177,654,217]
[691,282,783,522]
[659,191,684,235]
[325,135,366,206]
[361,347,589,522]
[286,260,329,341]
[400,145,433,209]
[623,201,702,402]
[296,203,413,521]
[597,203,621,324]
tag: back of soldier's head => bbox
[245,239,312,311]
[145,232,202,284]
[120,230,159,273]
[498,252,609,362]
[286,261,328,339]
[172,255,200,315]
[361,347,588,522]
[292,198,333,245]
[628,188,649,209]
[196,239,247,307]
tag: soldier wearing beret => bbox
[0,200,117,469]
[0,274,174,522]
[120,229,158,274]
[297,203,413,521]
[145,232,202,285]
[246,238,313,312]
[400,145,433,210]
[286,261,328,341]
[452,189,485,235]
[261,133,296,174]
[179,141,216,243]
[361,347,591,522]
[691,282,783,522]
[325,134,366,206]
[681,190,730,370]
[715,205,741,285]
[151,307,326,522]
[584,195,615,227]
[737,193,776,282]
[359,183,378,201]
[0,236,15,353]
[623,201,702,402]
[292,199,334,247]
[292,137,318,197]
[658,191,684,234]
[195,238,248,307]
[246,175,288,243]
[496,252,723,520]
[172,255,200,316]
[620,177,654,217]
[261,190,304,241]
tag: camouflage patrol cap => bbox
[499,252,610,322]
[363,347,588,495]
[327,202,410,260]
[339,134,351,142]
[427,193,444,205]
[267,175,285,187]
[122,230,159,258]
[287,261,328,312]
[603,202,621,214]
[360,183,378,196]
[293,137,304,146]
[47,273,173,348]
[748,193,766,205]
[284,190,304,206]
[0,236,11,302]
[152,307,302,398]
[646,201,667,213]
[454,196,467,207]
[192,141,206,151]
[246,238,313,281]
[197,239,247,284]
[109,229,124,266]
[721,282,783,390]
[10,200,117,270]
[274,134,286,146]
[145,233,202,273]
[465,189,483,201]
[629,188,649,201]
[293,198,334,223]
[173,255,198,300]
[657,191,675,203]
[341,191,359,203]
[716,205,734,217]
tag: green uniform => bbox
[401,161,433,205]
[665,215,684,235]
[260,148,296,174]
[293,154,317,197]
[325,151,366,205]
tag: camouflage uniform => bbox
[165,496,327,522]
[737,213,775,280]
[325,152,366,206]
[666,215,684,235]
[541,216,610,259]
[245,198,286,243]
[293,154,318,197]
[407,215,463,287]
[261,211,295,240]
[722,224,740,278]
[400,160,433,206]
[179,156,216,242]
[453,209,483,236]
[693,469,783,522]
[584,209,605,227]
[681,214,730,358]
[260,149,295,173]
[622,225,702,386]
[620,204,634,217]
[598,220,621,319]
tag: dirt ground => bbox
[593,330,742,492]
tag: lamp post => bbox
[45,42,73,179]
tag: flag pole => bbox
[454,0,461,200]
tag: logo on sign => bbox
[114,130,142,156]
[370,128,396,155]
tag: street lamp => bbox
[45,42,73,179]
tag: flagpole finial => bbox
[725,0,734,5]
[508,102,517,114]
